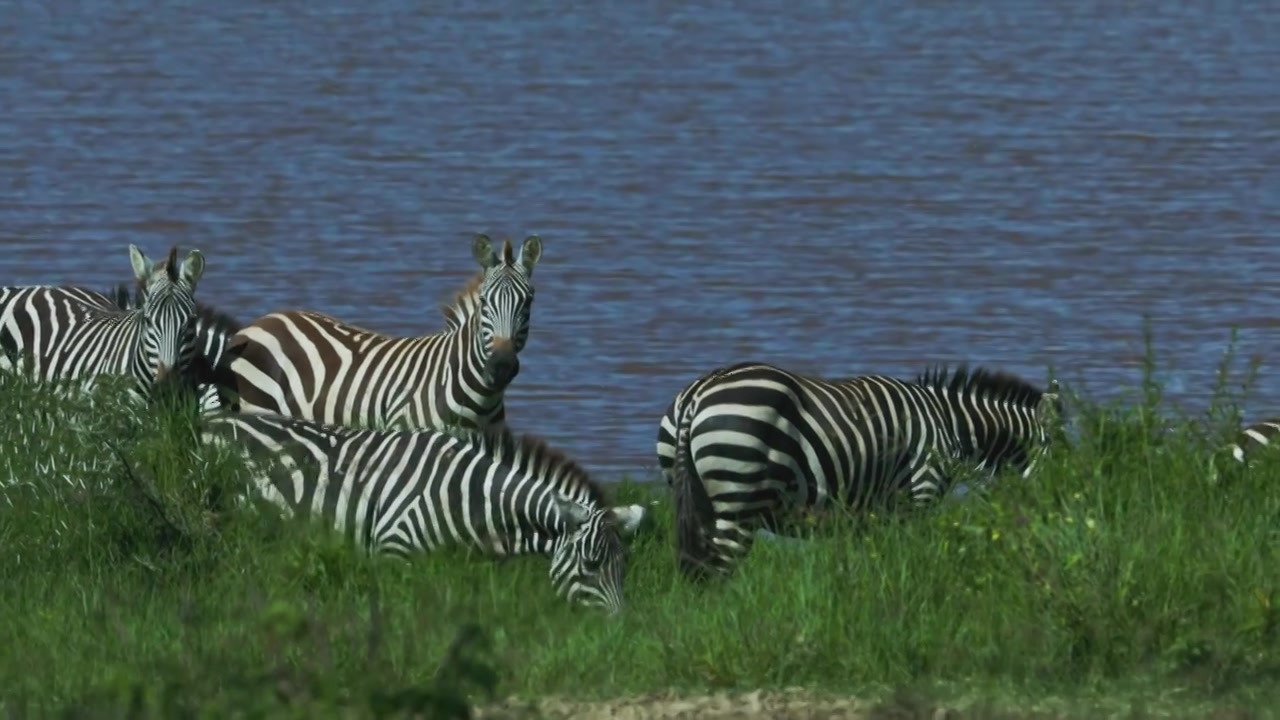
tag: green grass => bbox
[1,346,1277,719]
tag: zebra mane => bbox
[461,429,609,509]
[914,365,1049,407]
[107,283,134,310]
[440,271,485,331]
[195,302,243,335]
[162,245,180,282]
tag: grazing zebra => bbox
[1206,418,1280,483]
[225,234,541,432]
[200,411,646,612]
[0,245,206,399]
[661,361,1060,580]
[1227,419,1280,465]
[109,281,243,412]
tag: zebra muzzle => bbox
[484,346,520,386]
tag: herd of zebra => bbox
[1,237,1277,612]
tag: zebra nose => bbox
[484,343,519,386]
[155,363,171,382]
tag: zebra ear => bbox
[180,249,206,288]
[610,504,646,536]
[472,234,499,269]
[553,495,592,530]
[128,244,154,283]
[518,235,542,276]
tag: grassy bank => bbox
[0,364,1277,719]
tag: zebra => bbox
[108,280,243,413]
[224,234,541,432]
[0,245,206,400]
[660,361,1061,580]
[1206,418,1280,483]
[200,411,647,612]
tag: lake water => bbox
[2,2,1278,477]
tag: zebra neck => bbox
[511,532,558,556]
[493,478,583,556]
[123,321,152,396]
[462,317,511,398]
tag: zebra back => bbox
[200,412,645,612]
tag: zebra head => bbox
[470,234,541,389]
[1023,378,1064,477]
[128,244,205,390]
[549,498,645,614]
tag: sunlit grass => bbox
[0,335,1276,718]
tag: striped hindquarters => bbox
[663,362,922,579]
[199,412,645,611]
[658,362,928,505]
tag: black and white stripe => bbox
[110,282,243,412]
[0,245,205,399]
[226,234,541,432]
[661,361,1060,580]
[1207,418,1280,484]
[201,411,646,612]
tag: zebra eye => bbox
[582,557,603,574]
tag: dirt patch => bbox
[479,689,918,720]
[477,690,1262,720]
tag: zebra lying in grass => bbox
[201,411,647,613]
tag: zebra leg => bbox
[753,502,825,544]
[708,515,759,575]
[702,477,787,575]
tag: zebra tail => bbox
[672,401,714,582]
